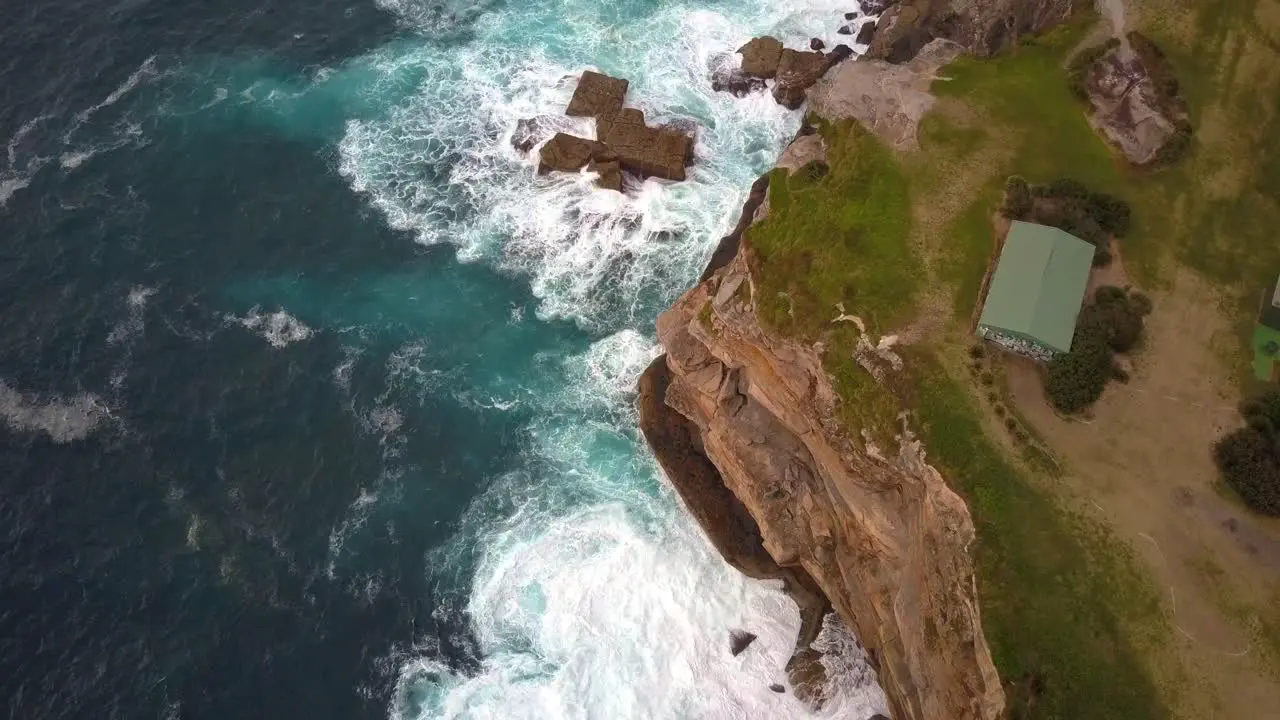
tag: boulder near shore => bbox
[532,70,695,189]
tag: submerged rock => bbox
[512,116,554,154]
[729,629,758,656]
[737,36,784,78]
[769,683,786,694]
[711,67,768,97]
[810,37,826,51]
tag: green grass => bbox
[932,25,1124,194]
[912,355,1169,719]
[745,120,918,439]
[747,120,918,338]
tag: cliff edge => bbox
[638,179,1003,719]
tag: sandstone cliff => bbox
[638,171,1004,719]
[868,0,1073,63]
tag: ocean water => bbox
[0,1,888,719]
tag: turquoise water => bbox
[0,0,887,717]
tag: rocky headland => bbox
[637,1,1079,718]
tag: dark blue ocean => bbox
[0,0,887,717]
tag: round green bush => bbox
[1214,427,1280,516]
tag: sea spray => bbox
[331,0,894,716]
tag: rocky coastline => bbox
[635,1,1077,718]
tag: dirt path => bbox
[1005,269,1280,717]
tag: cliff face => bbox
[638,211,1004,719]
[867,0,1074,63]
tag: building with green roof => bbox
[1252,274,1280,382]
[977,220,1095,361]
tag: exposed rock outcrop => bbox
[867,0,1073,63]
[729,629,758,656]
[565,70,628,118]
[738,36,785,79]
[638,148,1004,718]
[772,49,829,109]
[808,38,962,150]
[1081,34,1192,165]
[857,20,879,45]
[534,71,695,188]
[537,132,611,174]
[598,108,694,181]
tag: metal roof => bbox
[978,221,1095,354]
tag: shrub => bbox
[969,344,986,359]
[987,390,999,402]
[1046,332,1113,413]
[981,371,995,386]
[1214,426,1280,515]
[797,159,830,183]
[1130,292,1153,316]
[1005,417,1019,431]
[1157,126,1193,165]
[1046,178,1089,201]
[1082,192,1131,236]
[1082,288,1145,352]
[1242,386,1280,429]
[1003,175,1033,219]
[1045,288,1149,412]
[994,404,1007,417]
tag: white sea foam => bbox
[64,56,162,143]
[229,307,315,348]
[107,285,156,389]
[0,380,110,443]
[0,114,53,207]
[334,0,889,715]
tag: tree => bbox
[1003,175,1033,219]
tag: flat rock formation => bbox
[638,133,1005,719]
[738,36,784,78]
[726,37,855,109]
[537,133,612,174]
[868,0,1073,63]
[598,108,694,181]
[1083,35,1192,165]
[565,70,628,118]
[533,71,694,189]
[808,38,962,150]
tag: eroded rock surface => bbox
[565,70,628,118]
[868,0,1073,63]
[738,36,784,78]
[534,71,695,188]
[537,132,611,174]
[1083,37,1192,165]
[808,39,961,150]
[597,108,694,181]
[638,164,1004,718]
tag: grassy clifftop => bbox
[742,2,1280,715]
